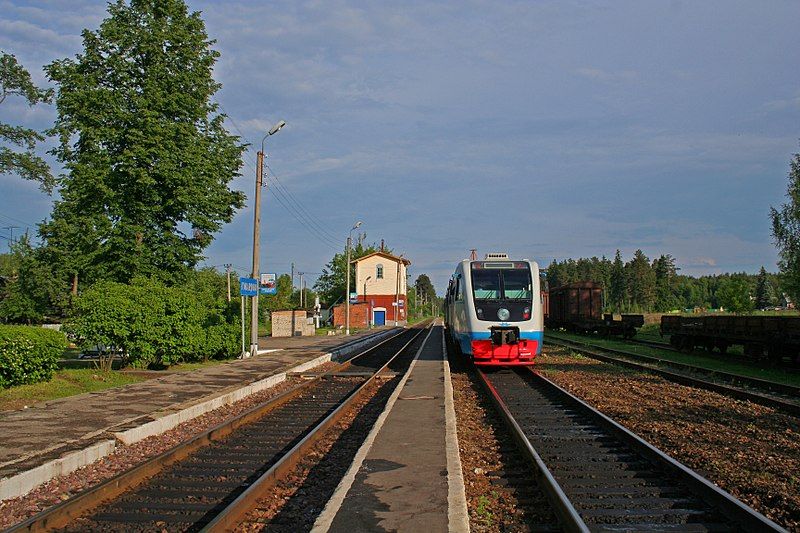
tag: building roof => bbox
[353,251,411,266]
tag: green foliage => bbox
[0,235,70,324]
[41,0,245,286]
[547,250,778,313]
[771,147,800,303]
[755,266,775,310]
[415,274,436,303]
[0,51,54,192]
[716,277,754,313]
[70,274,240,368]
[0,325,67,388]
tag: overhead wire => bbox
[218,105,342,251]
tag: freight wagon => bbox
[547,281,643,338]
[661,315,800,364]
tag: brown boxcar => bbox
[661,315,800,364]
[548,281,604,327]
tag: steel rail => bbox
[201,320,433,531]
[478,367,786,532]
[6,322,430,533]
[475,368,588,533]
[548,335,800,396]
[547,337,800,416]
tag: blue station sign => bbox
[239,277,258,297]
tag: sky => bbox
[1,0,799,293]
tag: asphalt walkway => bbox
[314,324,469,533]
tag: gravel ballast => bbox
[449,353,556,532]
[0,361,339,530]
[539,345,800,531]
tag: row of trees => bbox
[546,251,782,313]
[0,1,249,367]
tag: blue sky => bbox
[1,0,799,292]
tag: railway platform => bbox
[0,327,397,501]
[313,324,469,533]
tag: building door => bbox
[373,309,386,326]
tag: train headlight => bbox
[523,307,530,320]
[476,308,484,318]
[497,308,510,321]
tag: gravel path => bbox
[539,345,800,531]
[0,362,339,530]
[449,353,556,532]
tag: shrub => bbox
[0,325,67,388]
[70,277,240,368]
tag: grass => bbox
[546,330,800,387]
[476,494,494,526]
[0,369,148,412]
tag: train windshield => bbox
[471,267,532,301]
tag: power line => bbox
[219,109,342,251]
[263,162,341,243]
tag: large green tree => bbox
[42,0,245,287]
[0,52,54,192]
[771,147,800,302]
[625,249,656,312]
[653,254,679,312]
[609,250,626,312]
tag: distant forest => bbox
[545,250,782,314]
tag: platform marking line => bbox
[443,328,470,533]
[311,322,437,533]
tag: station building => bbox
[333,250,411,328]
[355,251,410,326]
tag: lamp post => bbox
[250,119,286,357]
[345,220,362,335]
[395,254,403,326]
[364,275,372,328]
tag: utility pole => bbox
[225,264,232,302]
[250,149,264,357]
[291,262,295,293]
[3,225,19,246]
[298,272,305,308]
[395,255,403,326]
[250,120,285,358]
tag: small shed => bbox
[272,310,316,337]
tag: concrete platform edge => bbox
[311,324,435,533]
[0,440,115,501]
[443,332,470,533]
[0,352,333,502]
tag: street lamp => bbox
[249,119,286,358]
[364,275,372,328]
[345,220,362,335]
[395,254,404,326]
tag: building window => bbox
[376,264,384,279]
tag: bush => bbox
[0,325,67,388]
[70,276,240,368]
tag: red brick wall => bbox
[332,296,406,327]
[333,302,370,328]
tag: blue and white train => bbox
[444,253,543,366]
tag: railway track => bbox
[7,321,432,533]
[546,336,800,416]
[477,367,786,532]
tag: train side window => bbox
[455,277,462,301]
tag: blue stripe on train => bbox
[454,330,543,356]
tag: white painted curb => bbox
[0,440,115,501]
[443,329,470,532]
